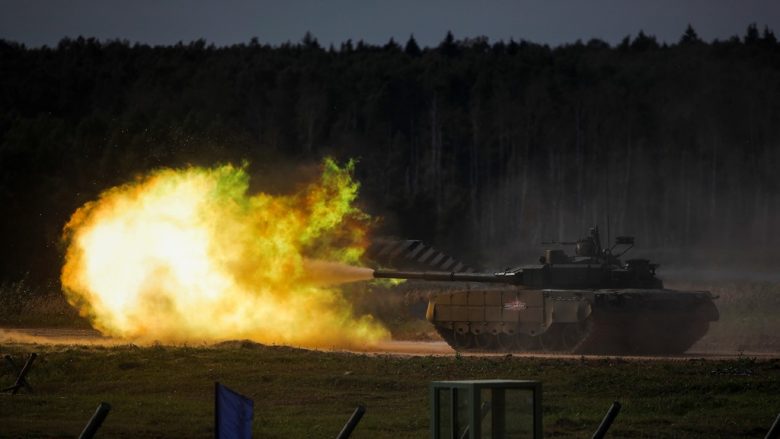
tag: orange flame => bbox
[60,159,388,347]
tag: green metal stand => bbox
[431,380,542,439]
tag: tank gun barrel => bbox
[373,269,523,285]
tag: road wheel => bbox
[539,326,563,351]
[453,328,475,350]
[515,334,538,351]
[475,334,498,351]
[496,333,518,352]
[560,321,591,352]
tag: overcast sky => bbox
[2,0,779,48]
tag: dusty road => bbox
[2,327,778,360]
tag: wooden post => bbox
[335,405,365,439]
[592,401,621,439]
[765,413,780,439]
[4,354,33,392]
[78,402,112,439]
[2,353,37,394]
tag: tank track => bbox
[435,310,712,355]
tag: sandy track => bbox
[1,327,115,346]
[2,327,778,360]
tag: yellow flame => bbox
[61,159,388,347]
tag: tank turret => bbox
[371,226,719,355]
[375,227,662,290]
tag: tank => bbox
[372,227,719,354]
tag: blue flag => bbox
[215,382,254,439]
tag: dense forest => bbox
[2,24,780,287]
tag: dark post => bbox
[766,413,780,439]
[592,401,621,439]
[2,353,37,394]
[78,402,112,439]
[4,354,33,392]
[214,382,220,439]
[335,405,366,439]
[491,389,505,438]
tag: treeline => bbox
[2,24,780,285]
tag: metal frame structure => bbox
[431,380,542,439]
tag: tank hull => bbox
[427,287,719,354]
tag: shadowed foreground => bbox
[1,343,778,438]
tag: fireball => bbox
[60,159,388,347]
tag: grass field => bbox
[1,343,779,438]
[1,277,779,437]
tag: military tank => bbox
[372,227,719,354]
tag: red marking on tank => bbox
[503,299,527,311]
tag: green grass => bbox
[1,343,778,438]
[2,279,779,437]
